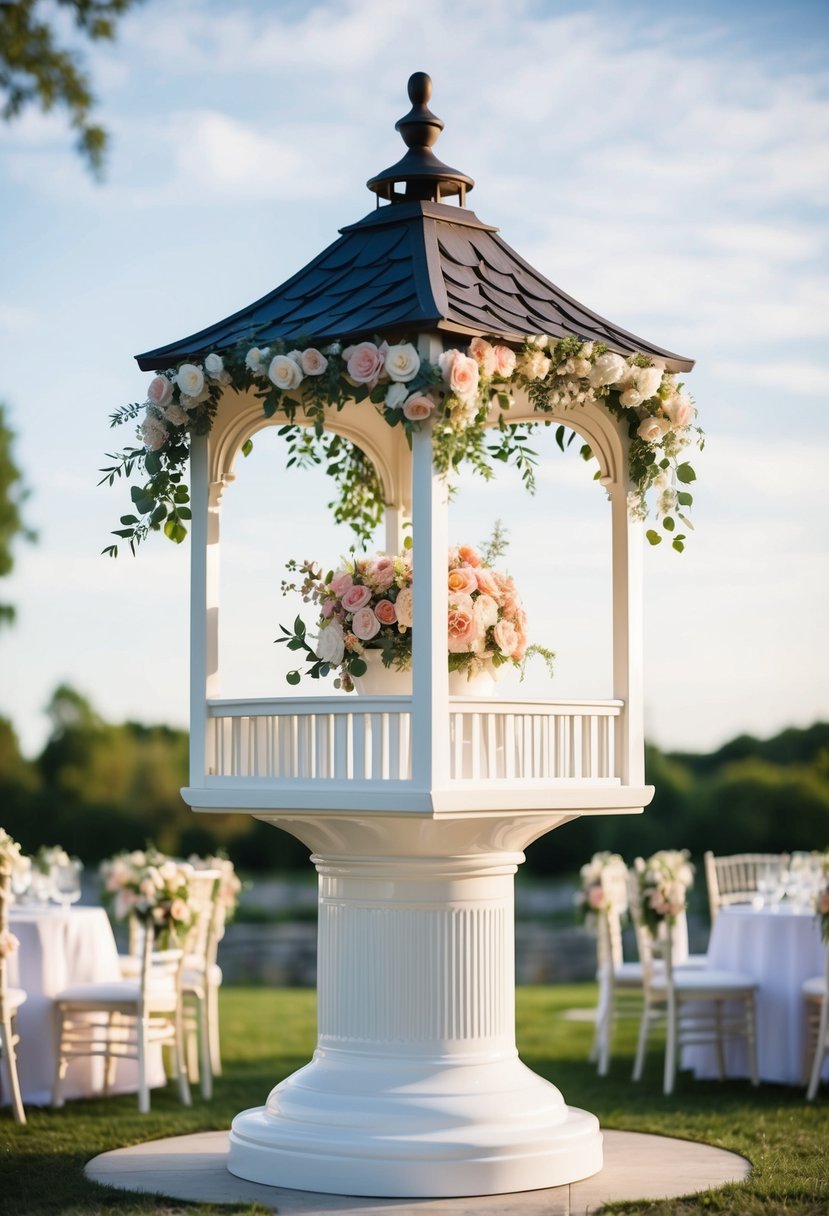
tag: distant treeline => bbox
[2,685,827,876]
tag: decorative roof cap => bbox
[367,72,474,204]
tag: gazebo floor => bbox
[86,1128,750,1214]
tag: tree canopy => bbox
[0,0,143,174]
[0,402,34,626]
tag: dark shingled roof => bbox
[136,76,693,374]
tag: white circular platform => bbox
[86,1128,750,1214]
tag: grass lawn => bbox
[2,983,828,1215]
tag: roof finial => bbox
[367,73,474,205]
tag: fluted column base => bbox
[228,831,602,1196]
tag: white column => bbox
[188,435,221,786]
[228,822,601,1196]
[610,479,645,786]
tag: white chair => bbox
[629,867,759,1095]
[53,918,192,1114]
[804,940,829,1100]
[705,851,790,925]
[180,869,223,1099]
[589,866,643,1076]
[0,868,26,1123]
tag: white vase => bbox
[448,662,497,697]
[352,650,412,694]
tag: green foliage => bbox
[0,402,35,625]
[0,0,143,176]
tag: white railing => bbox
[206,697,623,784]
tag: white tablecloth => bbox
[685,904,826,1085]
[1,905,164,1106]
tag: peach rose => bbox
[493,345,517,377]
[345,341,385,386]
[457,545,481,567]
[664,391,694,428]
[447,594,482,653]
[474,567,500,597]
[447,566,478,596]
[351,606,381,641]
[395,587,413,628]
[268,355,303,391]
[469,337,496,377]
[341,584,372,612]
[301,347,328,376]
[403,393,434,421]
[493,618,519,658]
[438,349,480,401]
[374,599,397,625]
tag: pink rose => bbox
[818,889,829,915]
[587,884,606,910]
[345,341,385,386]
[493,618,519,658]
[369,557,395,590]
[301,347,328,376]
[469,337,496,377]
[341,584,372,612]
[374,599,397,625]
[447,566,478,596]
[147,375,173,408]
[493,345,517,378]
[351,606,381,641]
[403,393,434,421]
[447,594,482,653]
[438,349,479,401]
[664,392,694,428]
[329,571,353,597]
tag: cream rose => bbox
[316,620,345,664]
[403,393,434,421]
[588,352,627,388]
[493,618,519,658]
[147,375,173,408]
[493,345,517,377]
[346,341,385,386]
[351,606,381,642]
[385,382,409,410]
[637,416,670,443]
[245,346,269,375]
[474,593,499,629]
[204,352,225,379]
[469,337,496,377]
[664,391,694,428]
[140,414,168,451]
[394,587,413,628]
[384,342,420,383]
[268,355,303,391]
[301,347,328,376]
[175,363,205,398]
[635,366,663,400]
[620,387,644,408]
[438,349,480,400]
[521,349,551,380]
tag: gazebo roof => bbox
[136,75,693,374]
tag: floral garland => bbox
[576,851,629,921]
[815,853,829,942]
[102,333,701,557]
[638,848,695,938]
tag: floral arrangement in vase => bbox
[576,851,629,922]
[278,536,553,692]
[638,849,695,937]
[189,852,243,921]
[100,847,196,945]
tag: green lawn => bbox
[1,984,828,1215]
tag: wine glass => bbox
[30,864,55,905]
[756,866,777,909]
[10,856,32,903]
[52,859,83,909]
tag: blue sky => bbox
[0,0,827,757]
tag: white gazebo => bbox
[132,73,695,1198]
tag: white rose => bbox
[204,352,224,378]
[572,357,592,377]
[385,382,409,410]
[620,387,643,408]
[394,587,413,628]
[588,352,627,388]
[637,416,670,443]
[269,355,303,391]
[474,594,499,629]
[175,363,205,397]
[635,366,663,400]
[521,349,551,380]
[140,414,168,451]
[527,334,550,349]
[384,342,420,383]
[245,346,269,375]
[315,620,345,665]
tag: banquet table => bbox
[684,904,827,1086]
[0,904,164,1107]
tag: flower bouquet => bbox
[815,853,829,942]
[189,852,243,922]
[100,847,196,946]
[638,849,695,938]
[0,827,23,875]
[278,542,552,692]
[576,851,629,922]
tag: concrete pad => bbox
[85,1129,750,1214]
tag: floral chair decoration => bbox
[0,829,27,1123]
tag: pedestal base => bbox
[228,1049,602,1197]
